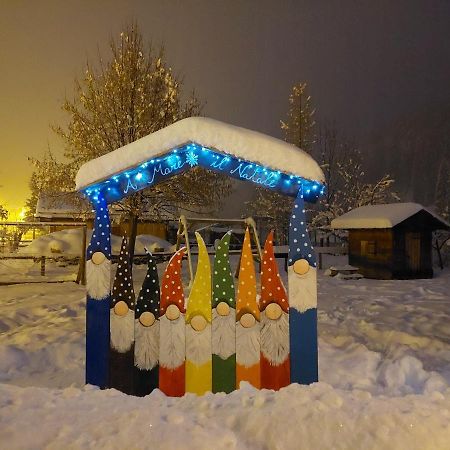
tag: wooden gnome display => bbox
[109,236,135,394]
[159,247,187,397]
[288,190,318,384]
[260,230,290,390]
[185,232,212,395]
[134,250,160,396]
[236,228,260,389]
[85,193,111,389]
[212,232,236,393]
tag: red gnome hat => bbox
[260,230,288,313]
[160,247,186,316]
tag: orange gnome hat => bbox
[237,228,260,321]
[160,247,186,315]
[260,230,288,313]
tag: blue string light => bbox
[83,143,325,204]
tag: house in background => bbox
[331,203,450,279]
[35,193,169,239]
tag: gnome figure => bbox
[134,250,160,396]
[109,235,135,394]
[212,232,236,393]
[236,227,261,389]
[85,193,112,389]
[159,247,186,397]
[260,231,290,390]
[185,232,212,395]
[288,190,318,384]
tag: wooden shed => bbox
[331,203,450,279]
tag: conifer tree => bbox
[250,82,315,244]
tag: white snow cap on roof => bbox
[75,117,325,190]
[331,203,450,229]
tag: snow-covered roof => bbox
[35,193,89,219]
[75,117,325,190]
[331,203,450,229]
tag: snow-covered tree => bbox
[433,156,450,268]
[29,24,231,256]
[280,82,315,154]
[435,157,450,221]
[310,123,399,230]
[250,82,315,244]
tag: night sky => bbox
[1,1,449,212]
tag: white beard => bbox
[159,314,185,369]
[186,322,211,366]
[288,265,317,312]
[260,309,289,365]
[212,307,236,360]
[134,319,159,370]
[86,258,111,300]
[236,320,260,368]
[110,309,134,353]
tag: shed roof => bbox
[331,203,450,230]
[75,117,325,191]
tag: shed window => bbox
[361,240,377,256]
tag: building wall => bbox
[348,229,394,279]
[112,222,167,240]
[392,228,433,279]
[348,226,433,280]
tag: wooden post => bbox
[76,225,87,285]
[40,256,45,276]
[288,189,318,385]
[319,238,324,270]
[85,192,111,389]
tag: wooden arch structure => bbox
[76,117,325,393]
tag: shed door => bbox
[405,232,421,272]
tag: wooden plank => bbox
[185,233,212,395]
[109,236,135,395]
[236,228,260,389]
[134,253,160,397]
[260,231,290,390]
[212,232,236,394]
[288,191,318,385]
[85,194,111,389]
[159,248,187,397]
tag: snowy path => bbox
[1,268,450,449]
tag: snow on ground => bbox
[1,256,450,449]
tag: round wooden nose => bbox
[216,301,230,316]
[190,314,207,332]
[293,258,310,275]
[114,300,129,316]
[265,302,282,320]
[240,313,256,328]
[165,304,180,321]
[139,311,156,327]
[91,251,106,265]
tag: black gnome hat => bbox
[111,236,135,310]
[136,249,160,318]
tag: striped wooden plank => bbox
[236,228,260,389]
[212,232,236,393]
[134,251,160,397]
[288,190,318,385]
[185,233,212,395]
[109,236,135,395]
[85,193,111,389]
[159,248,186,397]
[260,230,290,390]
